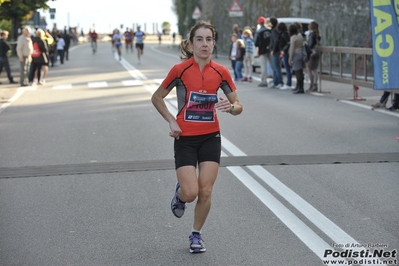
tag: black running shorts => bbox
[135,43,144,50]
[174,131,221,169]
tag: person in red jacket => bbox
[151,20,243,254]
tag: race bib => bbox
[185,92,218,122]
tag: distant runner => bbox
[113,29,123,60]
[90,30,98,54]
[134,25,145,64]
[124,28,134,53]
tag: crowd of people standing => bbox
[228,17,397,110]
[10,26,73,87]
[229,17,322,95]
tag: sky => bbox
[40,0,178,34]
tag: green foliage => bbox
[173,0,201,37]
[0,0,54,21]
[0,19,12,33]
[0,0,54,48]
[162,21,171,29]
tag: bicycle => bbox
[91,40,97,54]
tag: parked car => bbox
[252,17,314,73]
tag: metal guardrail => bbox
[317,46,374,99]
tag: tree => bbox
[0,0,54,41]
[172,0,201,37]
[162,21,171,35]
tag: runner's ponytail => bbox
[180,39,193,61]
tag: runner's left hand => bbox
[215,97,231,113]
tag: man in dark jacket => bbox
[0,31,17,84]
[254,17,272,87]
[63,29,71,60]
[269,17,283,88]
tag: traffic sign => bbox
[49,8,56,19]
[192,6,201,19]
[229,0,243,17]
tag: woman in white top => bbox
[112,30,123,60]
[56,33,65,64]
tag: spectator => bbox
[63,29,71,60]
[232,24,242,39]
[0,30,17,84]
[242,28,254,82]
[306,21,321,92]
[293,22,309,83]
[288,24,305,94]
[269,17,284,89]
[229,33,238,81]
[56,33,65,64]
[40,30,54,81]
[213,30,218,58]
[385,93,399,111]
[16,26,33,86]
[29,29,49,85]
[47,30,57,67]
[278,22,292,90]
[235,38,245,82]
[254,16,272,87]
[371,91,391,108]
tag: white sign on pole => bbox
[229,0,243,17]
[192,6,201,19]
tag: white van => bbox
[252,17,314,73]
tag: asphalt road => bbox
[0,41,398,266]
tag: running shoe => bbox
[189,233,206,253]
[170,182,186,218]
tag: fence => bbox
[317,46,374,100]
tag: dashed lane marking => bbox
[88,81,108,88]
[121,80,144,86]
[53,84,73,90]
[51,79,158,90]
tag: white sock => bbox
[191,228,201,234]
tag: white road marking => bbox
[154,79,164,85]
[0,89,25,114]
[122,80,144,86]
[115,53,147,80]
[340,100,399,118]
[88,81,108,88]
[53,84,73,90]
[229,166,334,264]
[23,85,37,91]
